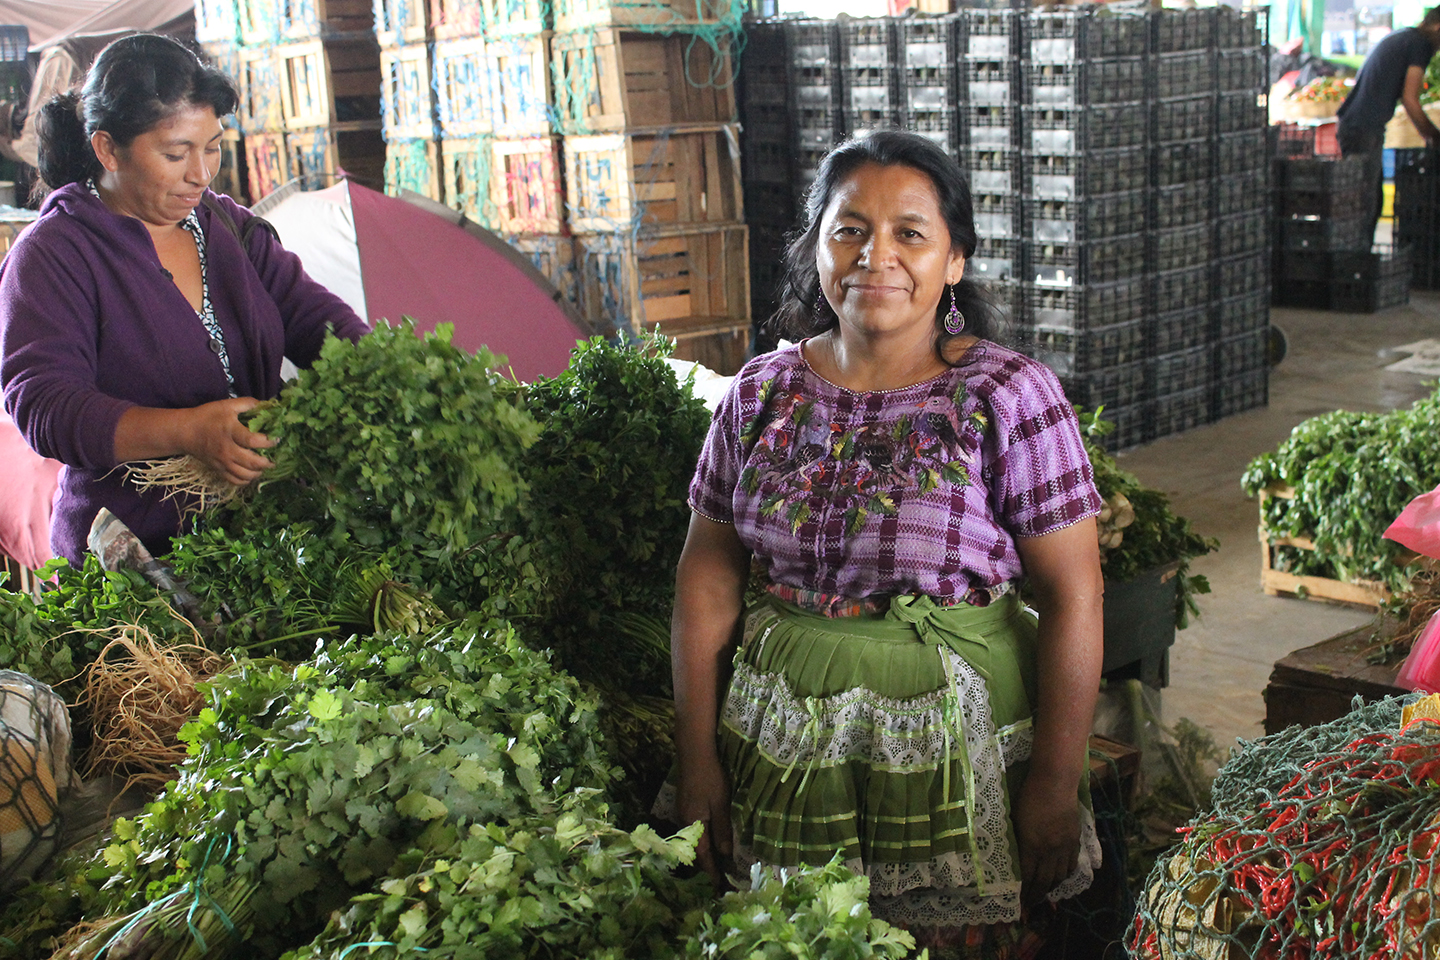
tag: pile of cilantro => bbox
[0,324,916,960]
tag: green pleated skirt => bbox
[717,590,1095,929]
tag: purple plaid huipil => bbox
[690,341,1101,616]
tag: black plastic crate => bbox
[742,139,793,185]
[1025,101,1147,153]
[1215,369,1268,420]
[1276,155,1367,193]
[1217,130,1268,174]
[1217,328,1268,379]
[964,147,1020,195]
[901,15,961,66]
[974,191,1021,240]
[1022,276,1149,329]
[742,180,795,228]
[1061,362,1149,410]
[1217,91,1266,134]
[1152,95,1216,143]
[1151,304,1213,354]
[1278,215,1372,253]
[971,237,1021,283]
[1151,180,1215,228]
[1024,318,1149,377]
[1025,147,1148,199]
[795,110,842,147]
[1271,278,1332,309]
[1026,232,1148,286]
[1394,151,1440,239]
[902,107,959,156]
[1152,265,1211,314]
[1153,52,1216,100]
[902,67,958,111]
[1026,9,1150,62]
[1219,252,1268,298]
[1216,48,1265,92]
[961,103,1019,149]
[1273,249,1330,282]
[1092,400,1150,451]
[1273,123,1318,158]
[1026,191,1148,243]
[964,57,1019,104]
[1153,138,1215,186]
[1412,237,1440,290]
[839,18,899,68]
[1151,222,1214,273]
[1218,167,1268,215]
[1215,7,1263,49]
[962,8,1020,59]
[1331,273,1410,312]
[1218,209,1268,257]
[1022,58,1148,107]
[1217,289,1270,338]
[1153,7,1217,53]
[1279,185,1366,220]
[980,277,1023,335]
[1149,345,1215,396]
[1151,386,1213,440]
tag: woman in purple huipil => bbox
[0,34,368,565]
[669,131,1105,956]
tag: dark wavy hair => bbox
[37,33,239,189]
[766,130,1004,358]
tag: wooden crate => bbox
[441,135,499,228]
[434,37,493,138]
[385,138,442,200]
[1258,485,1406,609]
[200,42,242,89]
[506,233,580,315]
[551,29,735,134]
[491,137,565,234]
[1264,621,1405,734]
[287,124,387,191]
[238,46,284,135]
[276,38,382,132]
[196,0,240,43]
[575,224,750,353]
[239,0,281,45]
[665,315,751,375]
[553,0,739,32]
[213,128,249,205]
[381,44,436,140]
[564,123,742,233]
[482,0,548,36]
[246,130,290,200]
[375,0,431,45]
[280,0,374,38]
[486,34,554,137]
[429,0,483,40]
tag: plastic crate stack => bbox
[1394,148,1440,290]
[1271,150,1408,311]
[737,19,795,336]
[217,0,385,202]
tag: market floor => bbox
[1112,288,1440,756]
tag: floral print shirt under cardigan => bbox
[689,340,1102,617]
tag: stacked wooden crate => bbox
[195,0,248,201]
[225,0,384,201]
[376,0,440,201]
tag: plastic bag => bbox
[1396,610,1440,694]
[1383,482,1440,559]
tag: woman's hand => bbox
[114,398,275,485]
[677,751,734,885]
[1014,771,1081,904]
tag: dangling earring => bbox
[944,284,966,335]
[815,287,827,319]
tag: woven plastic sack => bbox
[0,670,72,889]
[1384,481,1440,559]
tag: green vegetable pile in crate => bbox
[1241,386,1440,593]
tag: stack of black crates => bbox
[1272,138,1411,311]
[738,6,1271,450]
[1393,149,1440,291]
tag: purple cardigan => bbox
[0,184,369,563]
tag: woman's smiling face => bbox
[816,161,966,341]
[92,103,224,227]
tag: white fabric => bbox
[262,182,368,321]
[0,1,107,48]
[19,0,194,49]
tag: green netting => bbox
[383,140,436,198]
[0,672,72,892]
[1131,695,1440,960]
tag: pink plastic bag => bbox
[1397,610,1440,694]
[1384,483,1440,559]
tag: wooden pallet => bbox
[429,0,482,40]
[375,0,431,46]
[553,0,739,33]
[238,46,284,135]
[564,123,742,233]
[200,42,242,89]
[575,224,750,362]
[385,138,442,200]
[245,130,290,200]
[1258,485,1405,609]
[482,0,548,37]
[551,28,736,134]
[440,135,498,228]
[279,0,374,38]
[287,124,387,191]
[239,0,281,46]
[486,34,555,137]
[434,37,493,138]
[1264,620,1405,734]
[213,128,249,205]
[381,43,436,140]
[491,137,565,234]
[195,0,240,43]
[276,37,382,132]
[506,233,580,316]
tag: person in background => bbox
[0,33,368,565]
[1337,6,1440,242]
[669,130,1104,955]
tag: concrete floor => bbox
[1112,288,1440,755]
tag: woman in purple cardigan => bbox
[0,34,368,564]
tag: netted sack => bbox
[0,670,73,889]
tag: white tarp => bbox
[260,182,369,321]
[0,0,192,49]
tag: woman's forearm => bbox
[115,398,275,485]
